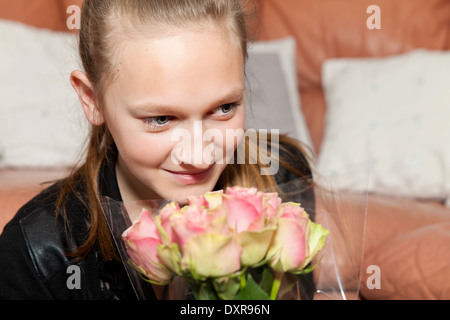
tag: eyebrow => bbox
[128,87,245,115]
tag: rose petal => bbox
[223,197,261,233]
[122,209,159,241]
[267,218,306,272]
[236,228,275,266]
[181,233,242,278]
[126,238,173,283]
[226,187,263,213]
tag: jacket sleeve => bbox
[0,189,103,300]
[0,219,55,299]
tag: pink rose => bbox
[224,187,265,233]
[266,202,309,273]
[262,191,282,220]
[272,202,329,273]
[165,202,241,278]
[169,204,229,249]
[181,232,242,279]
[187,190,224,210]
[122,209,174,284]
[156,201,180,245]
[222,186,281,266]
[186,194,209,208]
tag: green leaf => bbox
[198,282,218,300]
[259,267,274,296]
[234,273,271,300]
[191,280,218,300]
[212,275,241,300]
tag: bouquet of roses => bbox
[121,186,329,300]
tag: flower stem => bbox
[240,271,247,290]
[270,272,283,300]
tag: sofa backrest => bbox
[0,0,82,32]
[254,0,450,152]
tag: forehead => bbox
[104,28,245,111]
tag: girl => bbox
[0,0,314,300]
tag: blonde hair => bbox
[57,0,311,261]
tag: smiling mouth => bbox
[164,166,213,185]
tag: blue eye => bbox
[220,104,234,114]
[216,103,240,116]
[154,116,171,125]
[144,116,172,128]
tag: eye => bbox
[220,103,235,114]
[212,103,240,118]
[154,116,171,125]
[143,116,173,130]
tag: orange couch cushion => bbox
[254,0,450,152]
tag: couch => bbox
[253,0,450,300]
[1,0,449,300]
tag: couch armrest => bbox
[361,222,450,299]
[0,168,70,234]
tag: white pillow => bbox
[0,20,87,168]
[245,37,313,152]
[318,49,450,205]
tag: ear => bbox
[70,70,105,126]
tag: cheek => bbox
[226,108,246,149]
[115,130,175,168]
[211,112,246,157]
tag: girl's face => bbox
[100,29,245,203]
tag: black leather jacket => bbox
[0,144,315,300]
[0,159,144,299]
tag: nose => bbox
[170,121,217,167]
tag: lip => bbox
[164,166,213,185]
